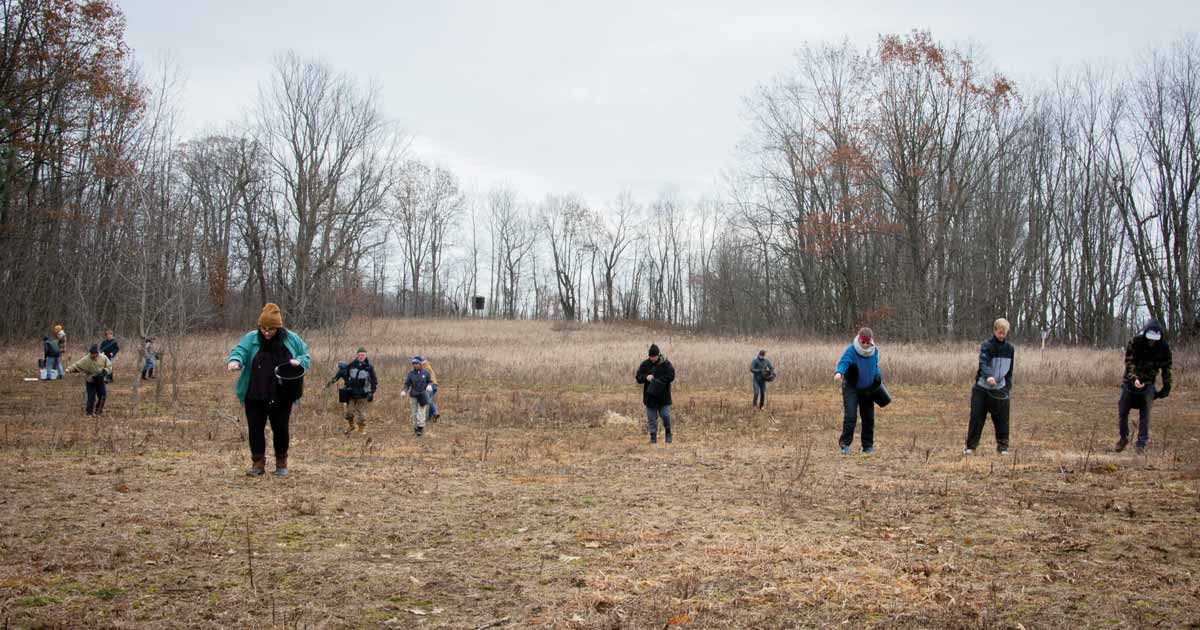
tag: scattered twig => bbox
[475,617,511,630]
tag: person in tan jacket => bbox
[421,357,440,421]
[65,345,112,416]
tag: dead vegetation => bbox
[1,319,1198,629]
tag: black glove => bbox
[1155,385,1170,399]
[368,393,374,402]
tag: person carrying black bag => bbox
[402,356,432,437]
[636,343,676,444]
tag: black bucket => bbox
[274,362,306,403]
[873,383,893,408]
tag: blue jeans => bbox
[646,405,672,439]
[46,356,62,378]
[752,378,766,408]
[839,386,875,449]
[427,384,439,417]
[1118,383,1154,448]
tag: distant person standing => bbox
[1115,319,1173,455]
[225,303,311,477]
[42,335,62,380]
[834,327,883,454]
[141,337,156,380]
[99,330,120,382]
[401,356,432,437]
[65,345,112,416]
[421,357,440,421]
[750,349,775,411]
[963,318,1015,455]
[635,343,676,444]
[54,325,67,377]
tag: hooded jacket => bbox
[974,335,1014,392]
[43,336,60,358]
[344,358,378,399]
[1124,320,1172,394]
[636,355,675,407]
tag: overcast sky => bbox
[120,0,1198,207]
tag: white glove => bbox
[425,385,432,392]
[646,374,654,381]
[833,373,842,383]
[227,360,241,371]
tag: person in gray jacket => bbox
[750,349,775,411]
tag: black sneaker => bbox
[649,434,657,444]
[665,433,673,444]
[1114,437,1129,452]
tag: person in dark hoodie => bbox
[635,343,676,444]
[99,330,119,382]
[226,303,311,477]
[834,327,883,454]
[1115,319,1173,455]
[750,349,775,411]
[401,356,432,437]
[339,347,378,435]
[42,335,61,380]
[964,318,1015,455]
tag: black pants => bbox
[966,386,1010,450]
[839,387,875,448]
[245,399,292,459]
[85,380,107,415]
[1118,383,1154,448]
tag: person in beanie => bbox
[42,335,61,380]
[421,357,440,421]
[964,318,1015,455]
[65,345,112,416]
[340,347,378,435]
[834,327,883,454]
[635,343,676,444]
[54,325,67,377]
[99,330,119,382]
[402,356,432,437]
[226,303,311,477]
[1115,319,1173,455]
[750,349,775,411]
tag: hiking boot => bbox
[1114,437,1129,453]
[273,456,288,477]
[649,434,657,444]
[862,447,875,455]
[998,449,1010,456]
[355,423,366,434]
[415,426,424,437]
[962,447,975,455]
[839,445,850,455]
[665,433,673,444]
[246,457,266,477]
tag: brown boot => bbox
[246,457,266,477]
[356,423,366,434]
[274,456,288,477]
[345,417,355,436]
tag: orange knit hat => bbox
[258,303,283,329]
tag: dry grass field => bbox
[2,319,1199,629]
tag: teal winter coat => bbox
[226,330,311,403]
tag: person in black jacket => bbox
[1115,319,1173,454]
[340,347,377,435]
[964,318,1015,455]
[635,343,676,444]
[99,330,119,382]
[42,335,61,380]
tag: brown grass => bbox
[1,319,1198,629]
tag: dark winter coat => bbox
[974,335,1014,393]
[100,338,120,360]
[403,368,431,399]
[1125,321,1173,396]
[344,359,378,399]
[636,355,675,408]
[245,329,295,403]
[750,357,775,383]
[43,336,60,358]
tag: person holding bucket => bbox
[401,356,432,437]
[226,303,311,477]
[964,318,1015,455]
[336,348,377,435]
[834,327,886,454]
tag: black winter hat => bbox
[648,343,660,357]
[88,344,99,354]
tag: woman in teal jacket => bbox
[226,303,311,477]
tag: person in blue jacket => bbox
[225,303,311,477]
[833,327,883,454]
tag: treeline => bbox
[1,1,1196,346]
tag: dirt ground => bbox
[2,360,1199,628]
